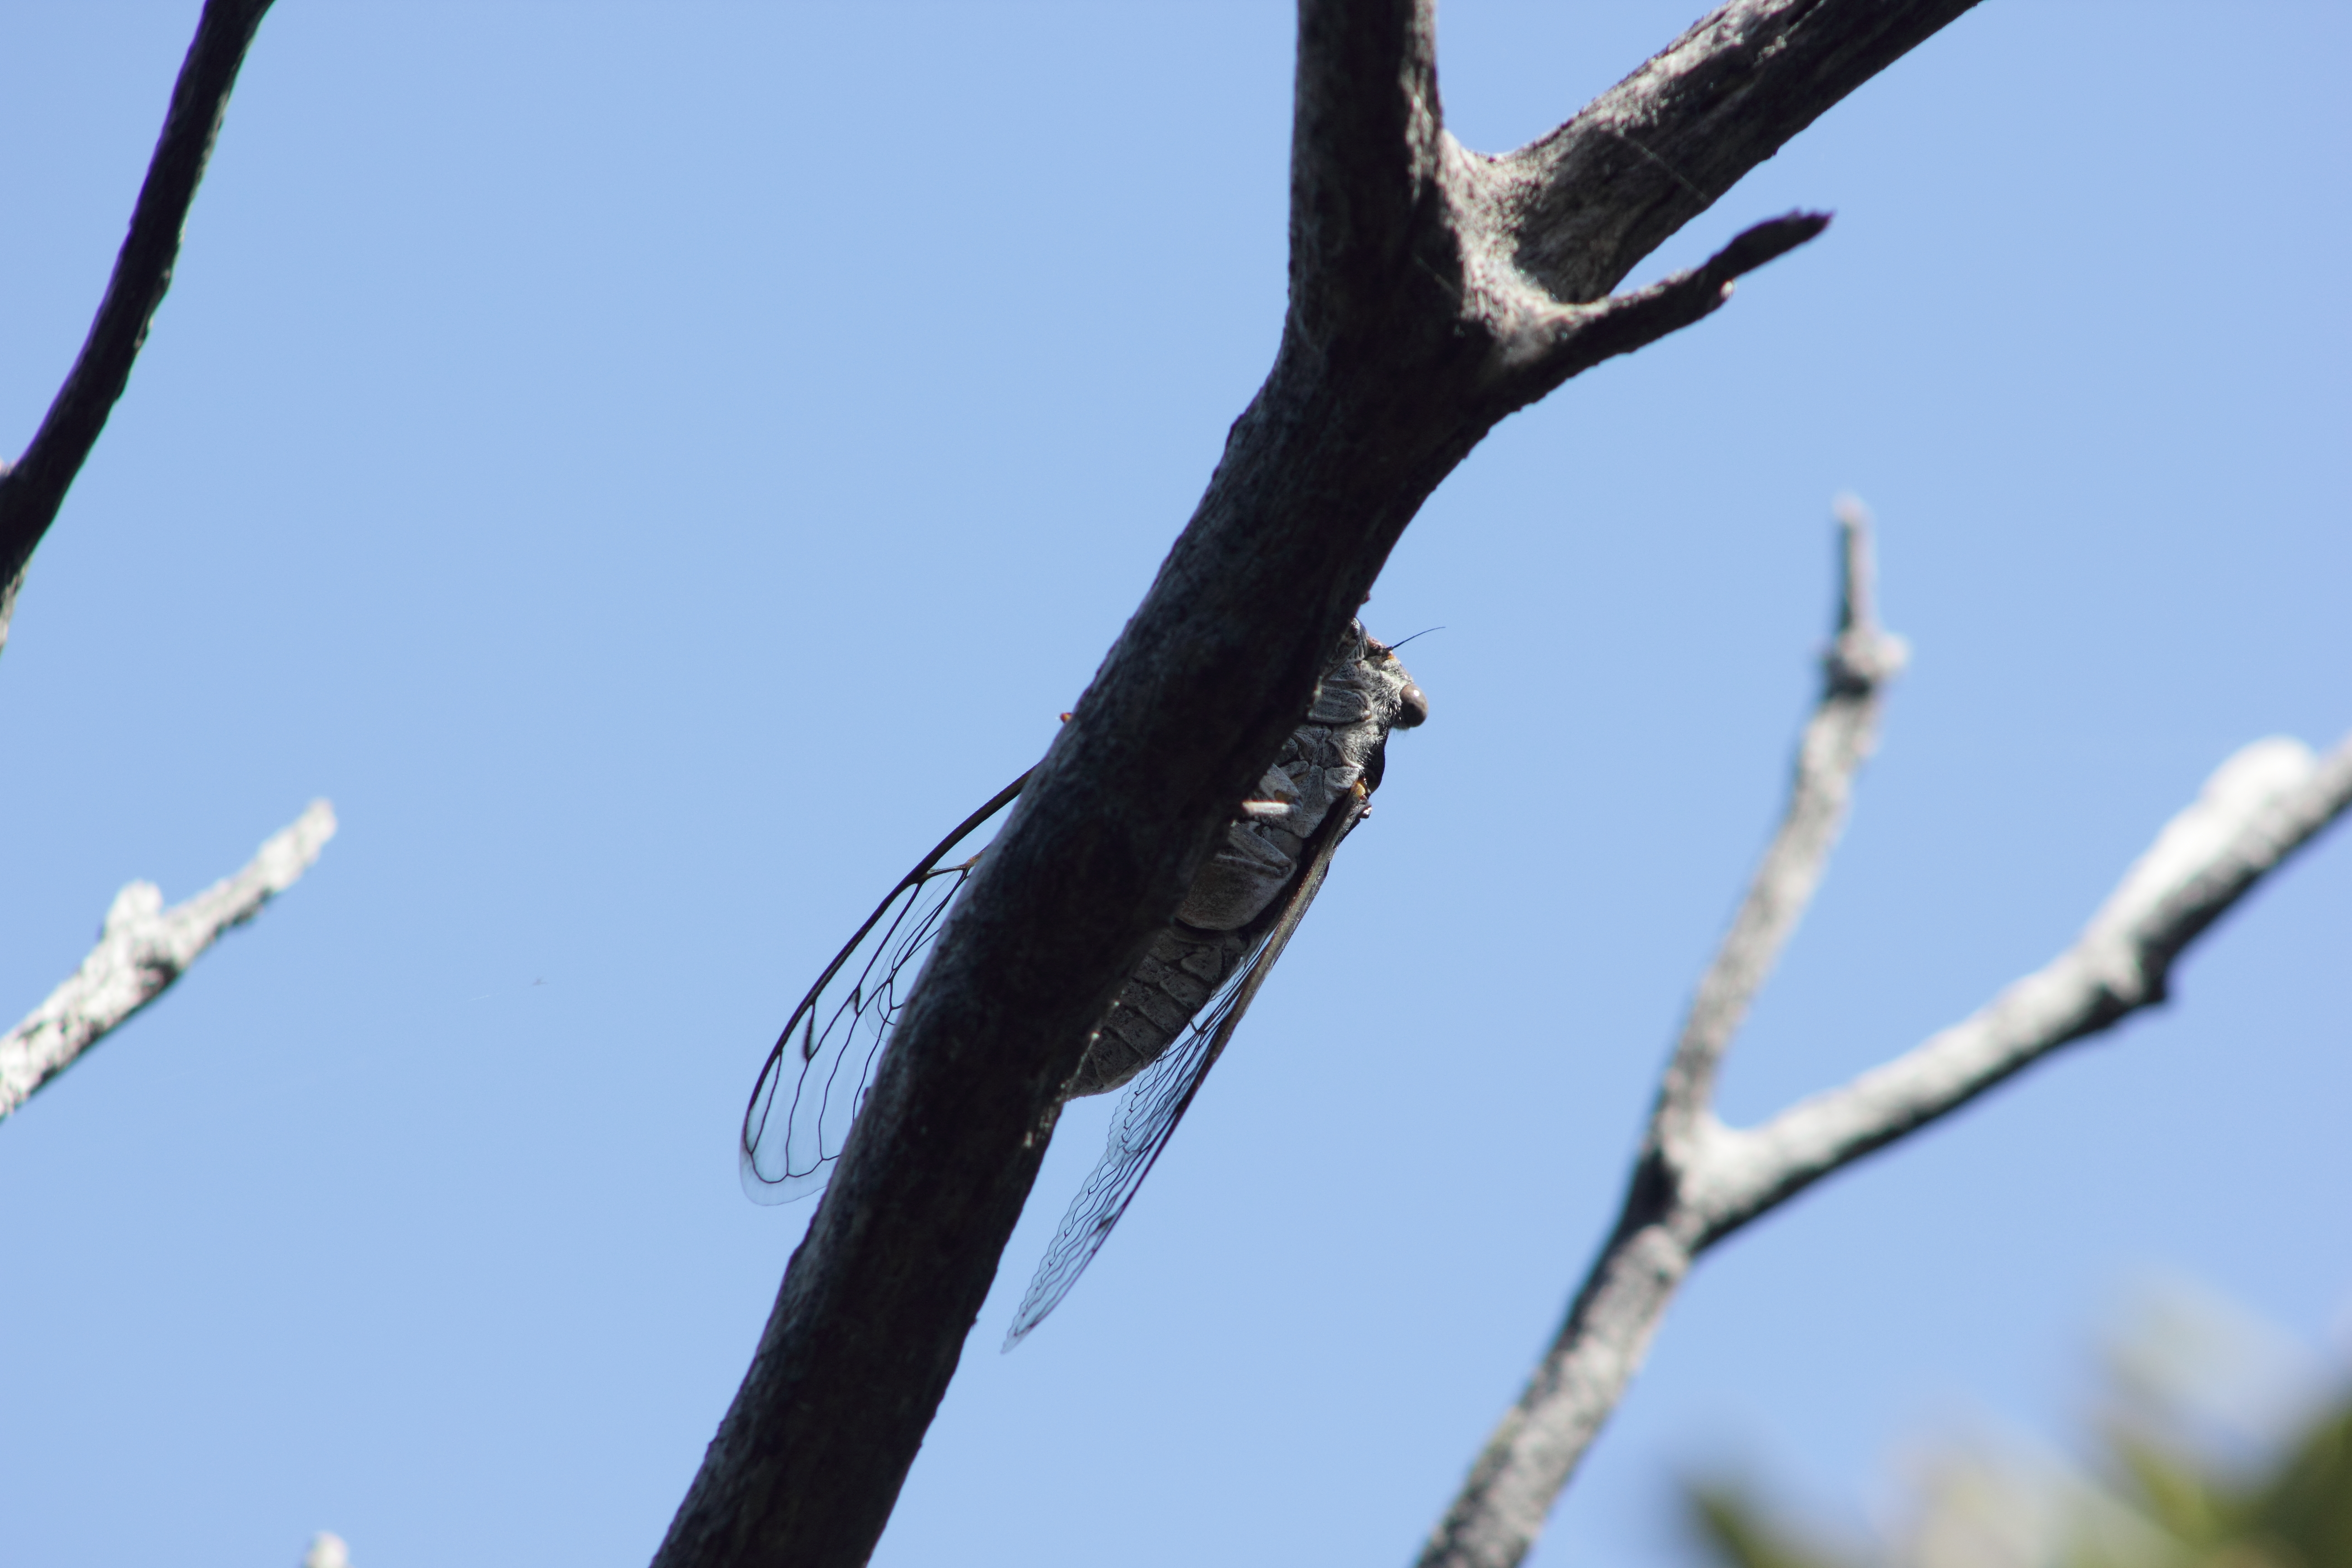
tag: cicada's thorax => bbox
[1065,618,1426,1099]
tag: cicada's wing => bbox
[1002,786,1368,1349]
[741,770,1029,1205]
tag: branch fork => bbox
[1416,505,2352,1568]
[656,6,2013,1563]
[1290,2,1833,419]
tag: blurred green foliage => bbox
[1686,1289,2352,1568]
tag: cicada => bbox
[741,619,1427,1345]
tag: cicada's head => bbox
[1346,619,1428,733]
[1363,631,1429,731]
[1337,620,1427,796]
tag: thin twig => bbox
[1708,731,2352,1229]
[0,800,335,1120]
[0,0,278,596]
[1419,502,1905,1568]
[1654,497,1903,1153]
[1419,515,2352,1568]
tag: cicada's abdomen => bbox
[1066,923,1254,1098]
[1064,617,1425,1099]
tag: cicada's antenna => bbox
[1385,626,1444,651]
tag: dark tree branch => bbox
[1498,0,1987,303]
[655,5,1984,1564]
[1416,508,2352,1568]
[1288,0,1444,353]
[1507,211,1831,403]
[0,0,276,610]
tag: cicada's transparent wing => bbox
[1002,786,1368,1348]
[740,864,971,1204]
[741,770,1029,1205]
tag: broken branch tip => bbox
[1712,210,1833,282]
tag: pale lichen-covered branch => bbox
[1708,732,2352,1228]
[1653,499,1906,1156]
[1419,501,1905,1568]
[1418,505,2350,1568]
[0,800,336,1120]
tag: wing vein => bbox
[1002,789,1368,1349]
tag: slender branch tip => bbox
[1709,211,1832,283]
[1826,497,1906,690]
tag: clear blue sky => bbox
[2,5,2344,1566]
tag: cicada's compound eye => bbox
[1394,681,1429,729]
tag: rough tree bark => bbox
[652,4,1991,1566]
[1415,504,2352,1568]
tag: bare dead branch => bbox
[0,0,277,596]
[1499,0,1986,304]
[1417,503,1905,1568]
[0,800,334,1120]
[1287,0,1443,351]
[1507,211,1833,429]
[1653,499,1905,1154]
[1419,529,2351,1568]
[656,6,1984,1563]
[0,0,316,1132]
[1708,731,2352,1230]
